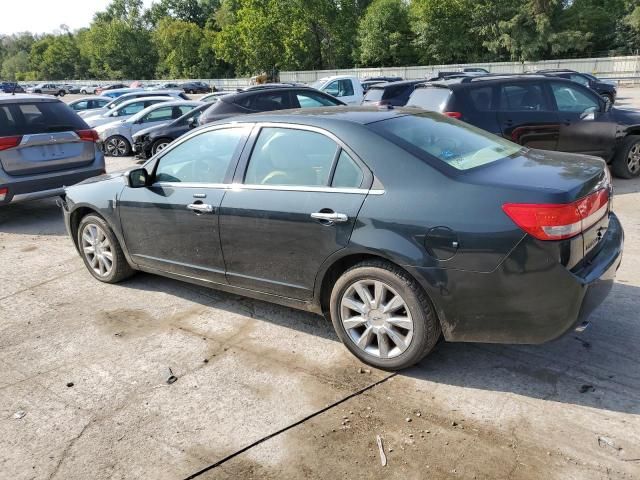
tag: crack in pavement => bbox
[181,373,398,480]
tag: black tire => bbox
[104,135,131,157]
[151,138,173,156]
[329,260,441,370]
[612,135,640,179]
[58,90,65,97]
[77,214,135,283]
[81,89,87,94]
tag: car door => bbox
[496,80,560,150]
[323,79,357,104]
[118,126,252,283]
[548,81,616,158]
[219,124,371,300]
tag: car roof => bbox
[70,96,112,103]
[368,79,427,90]
[0,93,59,103]
[114,96,174,108]
[417,73,568,89]
[315,75,357,82]
[221,106,412,127]
[227,86,334,100]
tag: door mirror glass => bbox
[188,117,198,129]
[127,168,149,188]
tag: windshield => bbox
[370,113,522,171]
[310,79,327,90]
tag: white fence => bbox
[34,55,640,88]
[279,55,640,83]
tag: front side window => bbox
[370,113,522,171]
[72,100,88,110]
[154,128,248,184]
[325,80,354,98]
[141,106,174,123]
[499,83,549,111]
[244,127,338,186]
[551,82,600,113]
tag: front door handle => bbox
[311,212,349,223]
[187,203,214,214]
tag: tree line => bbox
[1,0,640,81]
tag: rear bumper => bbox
[410,213,624,344]
[0,159,105,206]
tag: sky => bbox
[0,0,154,35]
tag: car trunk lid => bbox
[0,100,96,176]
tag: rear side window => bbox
[332,151,363,188]
[237,92,289,111]
[0,101,87,136]
[370,114,522,171]
[499,83,549,111]
[363,88,384,103]
[295,91,342,108]
[467,86,494,111]
[407,87,452,112]
[244,127,338,186]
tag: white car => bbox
[85,97,171,128]
[201,91,230,102]
[78,90,187,119]
[97,100,203,157]
[309,75,364,105]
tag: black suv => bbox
[362,80,426,107]
[199,86,345,125]
[407,74,640,178]
[180,81,212,94]
[537,69,617,106]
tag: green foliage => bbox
[1,0,639,81]
[357,0,415,67]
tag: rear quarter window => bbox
[363,88,384,103]
[0,101,87,136]
[407,87,452,112]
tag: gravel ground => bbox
[0,90,638,480]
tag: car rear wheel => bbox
[612,135,640,179]
[329,260,441,370]
[78,214,134,283]
[104,135,131,157]
[152,138,172,156]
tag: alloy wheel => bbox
[105,137,128,157]
[153,141,170,155]
[627,143,640,175]
[81,223,113,278]
[340,279,414,359]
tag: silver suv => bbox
[26,83,67,97]
[0,95,105,205]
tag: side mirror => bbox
[188,118,198,129]
[127,168,149,188]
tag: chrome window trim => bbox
[151,181,384,195]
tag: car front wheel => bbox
[612,135,640,178]
[58,90,65,97]
[104,135,131,157]
[329,260,441,370]
[78,214,134,283]
[152,138,172,156]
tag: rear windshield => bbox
[407,87,452,112]
[0,101,87,136]
[370,113,522,171]
[363,88,384,103]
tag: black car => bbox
[180,81,212,94]
[0,82,25,94]
[362,76,403,83]
[62,107,622,370]
[537,69,617,106]
[408,74,640,178]
[133,103,212,158]
[362,80,427,107]
[198,86,346,125]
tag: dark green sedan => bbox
[61,107,623,370]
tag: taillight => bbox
[444,111,462,119]
[76,129,99,142]
[0,187,8,201]
[503,188,609,241]
[0,135,22,151]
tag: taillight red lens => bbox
[76,129,99,142]
[0,187,8,201]
[0,136,22,151]
[444,111,462,119]
[503,188,609,241]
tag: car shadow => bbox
[120,272,640,416]
[613,176,640,196]
[0,197,66,236]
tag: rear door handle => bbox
[311,212,349,223]
[187,203,214,214]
